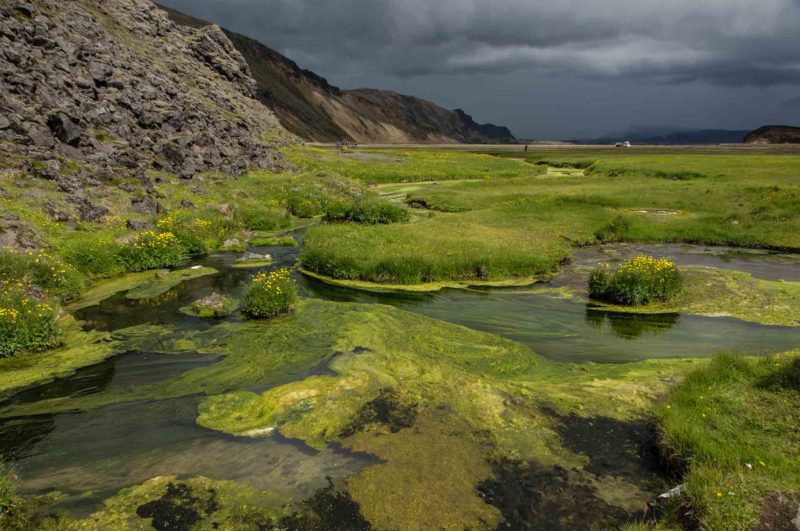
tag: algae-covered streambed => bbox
[2,238,800,529]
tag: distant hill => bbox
[584,128,750,145]
[744,125,800,144]
[158,5,516,144]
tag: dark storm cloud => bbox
[157,0,800,138]
[783,95,800,109]
[159,0,800,86]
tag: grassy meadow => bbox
[287,146,544,184]
[300,147,800,285]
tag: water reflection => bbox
[3,352,221,407]
[585,308,680,340]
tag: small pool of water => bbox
[74,237,302,332]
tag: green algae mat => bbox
[1,298,702,529]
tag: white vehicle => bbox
[615,141,632,148]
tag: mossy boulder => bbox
[182,292,237,318]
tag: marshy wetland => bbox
[2,146,800,529]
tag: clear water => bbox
[2,240,799,519]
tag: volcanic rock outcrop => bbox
[744,125,800,144]
[0,0,292,185]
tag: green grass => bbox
[580,266,800,326]
[589,256,683,306]
[301,149,800,285]
[287,146,543,184]
[323,195,410,224]
[302,208,576,283]
[656,353,800,530]
[0,157,362,290]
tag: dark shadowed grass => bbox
[0,458,20,525]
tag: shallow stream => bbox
[2,239,799,524]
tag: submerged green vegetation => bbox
[0,317,114,400]
[1,298,699,529]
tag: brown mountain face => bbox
[744,125,800,144]
[159,5,517,144]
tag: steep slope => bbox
[0,0,292,184]
[744,125,800,144]
[158,5,516,144]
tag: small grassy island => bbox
[243,268,298,319]
[589,256,684,306]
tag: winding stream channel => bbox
[2,236,800,523]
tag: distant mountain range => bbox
[158,5,516,144]
[581,127,751,145]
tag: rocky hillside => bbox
[159,5,516,144]
[744,125,800,144]
[0,0,292,186]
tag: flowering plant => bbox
[118,230,185,272]
[243,268,297,318]
[589,256,683,305]
[0,280,61,357]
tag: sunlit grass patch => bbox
[288,147,542,184]
[656,353,800,530]
[303,149,800,285]
[582,266,800,327]
[301,209,575,284]
[117,230,186,272]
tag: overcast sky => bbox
[158,0,800,139]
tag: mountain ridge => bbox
[744,125,800,144]
[157,4,516,144]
